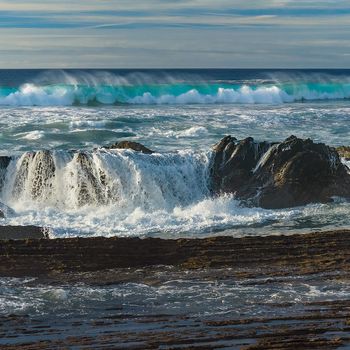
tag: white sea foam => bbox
[69,120,107,129]
[16,130,45,140]
[0,84,75,106]
[152,126,208,138]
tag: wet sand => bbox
[1,229,350,349]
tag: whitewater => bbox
[0,69,349,238]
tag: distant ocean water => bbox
[0,69,349,238]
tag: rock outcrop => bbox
[106,141,153,154]
[211,135,350,209]
[0,156,11,191]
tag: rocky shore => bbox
[0,135,349,215]
[1,230,350,349]
[0,229,350,281]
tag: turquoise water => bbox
[1,81,350,106]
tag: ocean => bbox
[1,69,350,348]
[0,69,349,238]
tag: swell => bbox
[1,81,350,106]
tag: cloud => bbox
[0,1,349,67]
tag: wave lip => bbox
[1,81,350,106]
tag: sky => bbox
[0,0,349,68]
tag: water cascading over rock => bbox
[0,136,349,212]
[2,150,113,208]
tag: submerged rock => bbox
[211,135,350,209]
[107,141,153,154]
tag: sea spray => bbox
[1,80,350,106]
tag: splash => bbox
[0,147,349,238]
[1,149,210,211]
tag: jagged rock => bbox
[107,141,153,154]
[12,151,56,200]
[0,156,11,191]
[30,151,56,200]
[211,135,350,209]
[75,152,112,206]
[337,146,350,160]
[211,136,271,194]
[0,156,11,171]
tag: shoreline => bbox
[1,229,350,349]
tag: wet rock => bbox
[337,146,350,160]
[0,156,11,191]
[107,141,153,154]
[211,136,271,194]
[12,151,56,201]
[75,152,108,206]
[30,151,56,200]
[0,225,48,240]
[211,135,350,209]
[0,229,350,277]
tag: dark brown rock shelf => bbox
[1,229,350,280]
[0,225,47,240]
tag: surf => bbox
[1,70,350,106]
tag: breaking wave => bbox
[0,147,349,238]
[0,149,210,211]
[1,70,350,106]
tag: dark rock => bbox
[30,150,56,200]
[107,141,153,154]
[12,151,56,200]
[0,156,11,168]
[0,225,48,240]
[75,152,108,206]
[0,229,349,276]
[211,135,350,209]
[0,156,11,191]
[211,136,271,194]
